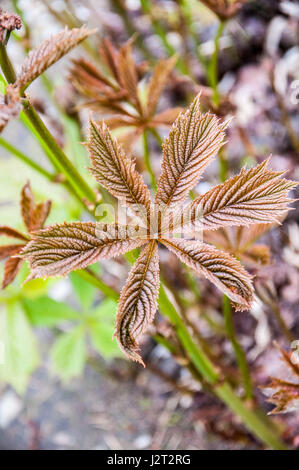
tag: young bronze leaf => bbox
[115,240,160,365]
[155,94,226,208]
[0,226,28,241]
[150,107,183,127]
[20,181,34,232]
[0,244,24,261]
[30,200,52,232]
[88,120,152,214]
[160,238,253,310]
[2,256,23,288]
[180,159,297,233]
[118,40,141,112]
[146,55,177,118]
[0,85,22,132]
[17,26,96,90]
[21,222,147,279]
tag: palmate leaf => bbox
[88,121,152,215]
[155,94,227,208]
[17,26,96,90]
[160,238,253,310]
[115,241,160,365]
[181,159,297,233]
[20,222,147,278]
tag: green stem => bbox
[0,44,96,206]
[222,295,253,400]
[207,20,225,107]
[158,285,287,449]
[0,43,17,83]
[143,130,157,191]
[75,268,119,301]
[0,137,54,180]
[22,102,96,204]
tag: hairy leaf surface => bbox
[17,26,95,89]
[160,238,253,310]
[155,94,226,207]
[115,241,160,365]
[21,222,147,278]
[180,159,297,233]
[88,120,152,214]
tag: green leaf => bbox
[70,271,96,311]
[89,299,122,359]
[50,326,86,381]
[0,301,39,393]
[22,296,80,327]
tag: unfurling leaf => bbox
[115,241,160,365]
[17,26,96,90]
[160,238,253,310]
[0,85,22,132]
[155,94,226,208]
[181,159,297,232]
[20,181,51,232]
[21,222,147,278]
[88,120,152,214]
[2,256,23,288]
[0,244,23,260]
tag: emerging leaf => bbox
[21,222,147,278]
[155,94,227,208]
[160,238,253,310]
[115,241,160,365]
[181,159,297,233]
[2,256,23,288]
[17,26,96,90]
[0,85,22,132]
[21,181,51,232]
[88,120,152,214]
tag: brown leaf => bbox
[31,200,52,232]
[17,26,96,90]
[155,94,227,208]
[149,107,183,127]
[20,182,51,232]
[181,159,297,233]
[117,40,141,113]
[88,120,152,215]
[20,222,147,278]
[262,343,299,414]
[115,240,160,365]
[0,85,22,132]
[146,55,177,118]
[20,181,34,232]
[160,238,253,310]
[0,244,24,261]
[240,244,271,266]
[2,256,23,288]
[0,226,28,241]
